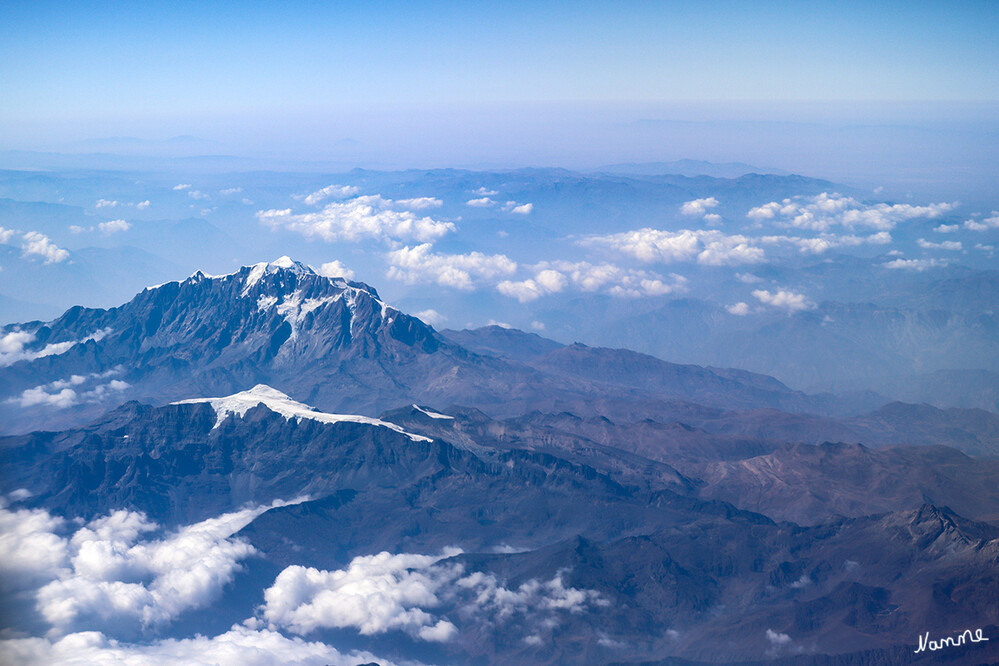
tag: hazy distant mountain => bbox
[67,135,217,154]
[693,441,999,524]
[858,368,999,414]
[537,285,999,400]
[0,243,183,320]
[594,159,790,177]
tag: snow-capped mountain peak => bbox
[241,256,316,295]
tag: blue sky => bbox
[1,1,997,181]
[3,1,996,113]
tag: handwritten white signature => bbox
[914,627,989,653]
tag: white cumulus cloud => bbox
[0,500,70,590]
[1,498,304,635]
[748,192,954,231]
[415,309,447,327]
[9,370,129,409]
[98,219,131,234]
[727,302,751,316]
[580,228,764,266]
[258,195,456,244]
[386,244,517,289]
[680,197,719,216]
[964,212,999,231]
[21,231,70,264]
[758,231,891,254]
[883,257,948,271]
[260,548,605,643]
[0,625,392,666]
[395,197,443,210]
[765,628,798,657]
[454,569,608,620]
[0,330,36,364]
[0,328,111,368]
[262,550,462,641]
[917,238,962,251]
[752,289,815,313]
[500,201,533,214]
[0,500,407,666]
[466,197,496,207]
[496,269,569,303]
[315,260,355,280]
[522,261,687,299]
[302,185,360,206]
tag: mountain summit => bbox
[0,257,472,432]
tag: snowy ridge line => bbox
[173,385,432,442]
[142,257,400,328]
[413,404,454,420]
[144,256,354,294]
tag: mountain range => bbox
[3,258,999,664]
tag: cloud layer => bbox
[0,498,304,634]
[0,625,391,666]
[0,498,603,664]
